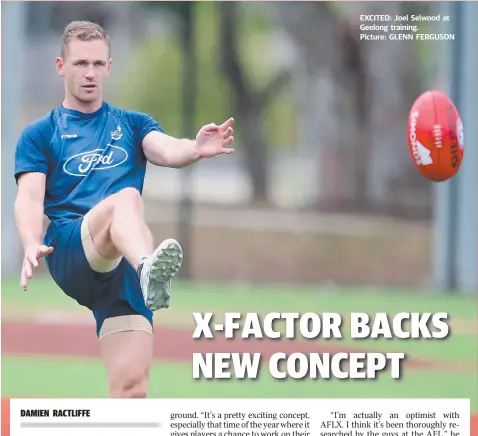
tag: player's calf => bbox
[109,188,154,267]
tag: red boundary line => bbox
[2,398,477,436]
[2,399,10,436]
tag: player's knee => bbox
[110,367,148,398]
[114,187,143,212]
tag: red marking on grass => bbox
[2,398,10,436]
[472,414,478,436]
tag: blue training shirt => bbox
[14,101,163,227]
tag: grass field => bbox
[2,275,477,411]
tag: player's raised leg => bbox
[82,186,183,310]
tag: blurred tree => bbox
[115,4,230,137]
[218,2,291,204]
[47,1,112,33]
[178,1,195,279]
[273,2,432,218]
[116,2,295,205]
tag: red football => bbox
[407,90,464,182]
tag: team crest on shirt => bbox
[110,124,123,141]
[63,144,128,177]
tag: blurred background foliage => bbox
[9,0,475,290]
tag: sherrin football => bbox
[407,90,464,182]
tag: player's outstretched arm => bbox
[14,173,53,290]
[142,117,235,168]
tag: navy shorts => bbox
[44,217,153,336]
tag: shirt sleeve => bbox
[14,126,49,184]
[135,112,164,143]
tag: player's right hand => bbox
[21,244,54,291]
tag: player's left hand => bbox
[195,117,235,158]
[20,244,54,291]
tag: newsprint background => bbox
[1,1,477,434]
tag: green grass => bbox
[2,356,476,411]
[4,276,477,319]
[4,276,477,316]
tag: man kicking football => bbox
[14,20,235,398]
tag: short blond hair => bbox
[61,20,110,58]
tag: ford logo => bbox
[63,144,128,177]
